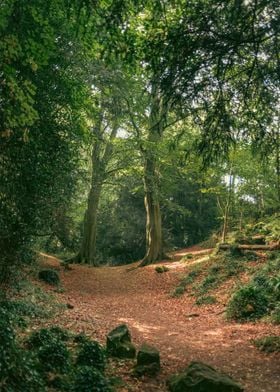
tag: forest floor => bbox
[39,247,280,392]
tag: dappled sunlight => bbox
[118,317,163,335]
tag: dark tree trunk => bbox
[139,83,167,266]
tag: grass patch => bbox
[171,268,202,297]
[196,295,217,305]
[171,285,185,297]
[254,336,280,353]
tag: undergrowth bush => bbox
[0,294,113,392]
[74,333,91,344]
[38,339,70,373]
[27,327,70,349]
[0,309,45,392]
[226,285,269,321]
[76,341,106,371]
[38,269,60,285]
[72,366,111,392]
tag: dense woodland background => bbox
[1,0,279,276]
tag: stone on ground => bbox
[133,343,160,376]
[106,324,136,359]
[167,361,244,392]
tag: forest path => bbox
[42,247,280,392]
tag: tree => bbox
[0,0,90,281]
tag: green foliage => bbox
[0,299,49,322]
[254,336,280,353]
[172,269,201,297]
[38,339,70,373]
[197,274,218,294]
[76,341,106,372]
[244,215,280,243]
[155,265,169,273]
[226,253,280,322]
[72,366,111,392]
[38,269,60,285]
[244,251,259,262]
[0,310,45,391]
[171,285,185,298]
[226,285,269,321]
[228,245,244,258]
[267,251,280,261]
[271,305,280,324]
[27,327,70,349]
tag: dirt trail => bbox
[43,248,280,392]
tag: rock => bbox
[167,361,244,392]
[106,324,136,359]
[133,344,160,376]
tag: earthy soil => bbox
[40,247,280,392]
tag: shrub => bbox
[76,341,106,372]
[74,333,90,344]
[228,245,244,257]
[0,310,45,391]
[267,251,280,261]
[0,300,47,320]
[27,327,69,349]
[254,336,280,353]
[227,284,269,321]
[38,339,70,373]
[72,366,111,392]
[244,251,259,261]
[38,269,60,285]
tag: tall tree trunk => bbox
[79,182,102,265]
[140,151,163,266]
[140,84,166,266]
[76,121,118,266]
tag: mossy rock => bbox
[106,324,136,359]
[38,269,60,285]
[167,361,244,392]
[133,344,160,376]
